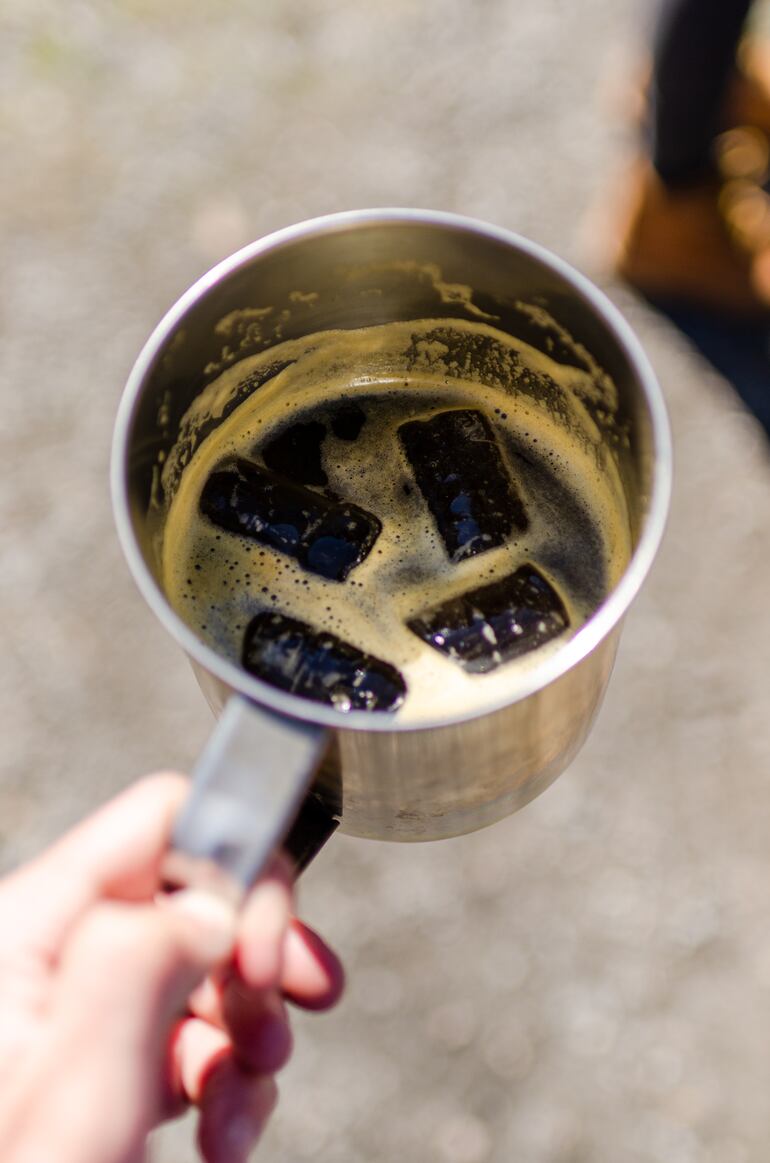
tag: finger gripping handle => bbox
[163,696,331,901]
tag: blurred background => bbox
[2,1,770,1161]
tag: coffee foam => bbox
[161,318,632,725]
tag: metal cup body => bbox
[112,209,670,841]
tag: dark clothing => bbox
[649,0,753,184]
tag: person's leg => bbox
[589,0,770,314]
[648,0,753,184]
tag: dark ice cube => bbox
[262,420,328,487]
[407,565,569,674]
[330,403,366,441]
[200,458,380,581]
[242,611,406,712]
[398,409,528,562]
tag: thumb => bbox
[20,892,238,1162]
[56,890,237,1046]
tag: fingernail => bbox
[223,1112,262,1160]
[163,889,237,961]
[222,1078,278,1160]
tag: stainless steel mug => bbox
[112,208,671,897]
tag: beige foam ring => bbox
[161,318,632,725]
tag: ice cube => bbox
[242,611,406,711]
[199,458,381,581]
[407,565,569,673]
[398,409,528,562]
[262,420,328,487]
[329,402,366,441]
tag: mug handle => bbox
[161,695,335,905]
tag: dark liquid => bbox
[162,320,630,722]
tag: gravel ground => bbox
[2,2,770,1162]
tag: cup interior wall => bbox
[123,221,657,624]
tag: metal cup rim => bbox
[111,207,672,734]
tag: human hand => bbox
[0,774,343,1163]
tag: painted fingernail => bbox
[223,1079,278,1159]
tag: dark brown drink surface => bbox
[162,320,630,722]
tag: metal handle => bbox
[161,696,333,905]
